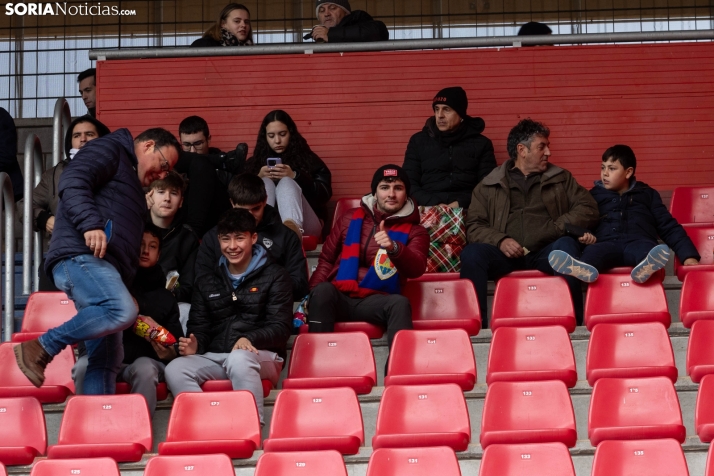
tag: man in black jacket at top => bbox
[403,87,497,208]
[195,173,309,301]
[307,0,389,43]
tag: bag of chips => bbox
[132,315,176,346]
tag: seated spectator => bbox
[245,110,332,240]
[191,3,253,47]
[165,208,293,425]
[73,226,184,416]
[460,119,599,326]
[0,107,23,202]
[306,0,389,43]
[518,21,553,36]
[32,115,111,290]
[195,173,309,301]
[308,165,429,353]
[146,172,200,303]
[77,68,96,117]
[403,87,496,208]
[549,144,700,283]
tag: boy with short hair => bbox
[549,144,700,283]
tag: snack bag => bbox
[133,315,177,346]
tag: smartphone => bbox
[267,157,282,168]
[104,219,113,244]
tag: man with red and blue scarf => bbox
[307,165,430,351]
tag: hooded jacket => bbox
[403,116,497,208]
[45,129,147,285]
[188,245,293,357]
[156,219,200,303]
[0,107,22,202]
[309,195,430,287]
[326,10,389,43]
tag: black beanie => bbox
[432,86,468,119]
[315,0,351,18]
[371,164,411,196]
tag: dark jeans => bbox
[579,239,658,271]
[307,282,413,347]
[460,236,584,327]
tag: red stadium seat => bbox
[680,271,714,328]
[503,270,549,278]
[707,443,714,476]
[115,382,168,401]
[486,326,577,388]
[584,273,670,331]
[332,198,361,230]
[47,394,152,462]
[0,463,5,476]
[302,235,319,251]
[687,320,714,383]
[263,387,364,454]
[145,454,235,476]
[12,292,76,342]
[586,322,677,386]
[481,380,576,449]
[670,186,714,226]
[367,447,462,476]
[408,272,460,282]
[255,450,348,476]
[675,225,714,281]
[588,377,685,446]
[491,276,576,333]
[479,442,576,476]
[591,439,689,476]
[30,458,120,476]
[402,279,481,335]
[696,374,714,442]
[0,396,46,466]
[0,344,75,403]
[200,379,273,398]
[298,322,385,339]
[159,391,260,458]
[385,329,476,391]
[282,332,377,394]
[372,384,471,452]
[605,266,665,282]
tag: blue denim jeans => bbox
[39,255,137,395]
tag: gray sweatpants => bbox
[164,350,283,425]
[263,176,322,236]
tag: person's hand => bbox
[84,229,107,258]
[311,26,329,42]
[145,189,155,210]
[233,337,259,354]
[269,164,295,180]
[373,220,395,252]
[257,165,272,179]
[683,258,700,266]
[499,238,524,258]
[448,201,459,208]
[177,334,198,356]
[579,232,597,245]
[45,216,55,234]
[151,340,177,361]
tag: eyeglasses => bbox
[181,140,206,152]
[156,147,170,172]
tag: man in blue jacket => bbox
[14,127,181,395]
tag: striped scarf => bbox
[333,207,412,298]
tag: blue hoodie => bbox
[220,244,268,289]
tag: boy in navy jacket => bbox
[549,145,699,283]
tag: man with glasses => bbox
[14,127,182,395]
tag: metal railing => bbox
[22,134,45,295]
[0,173,16,342]
[52,98,71,167]
[89,29,714,60]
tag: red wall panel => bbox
[96,42,714,202]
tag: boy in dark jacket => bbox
[307,0,389,43]
[549,145,700,283]
[165,208,293,425]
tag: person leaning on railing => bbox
[305,0,389,43]
[191,3,254,47]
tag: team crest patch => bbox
[374,248,397,281]
[262,237,273,249]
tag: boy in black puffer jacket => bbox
[165,208,293,425]
[549,145,700,284]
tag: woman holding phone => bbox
[245,110,332,239]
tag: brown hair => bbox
[149,171,187,196]
[204,3,253,43]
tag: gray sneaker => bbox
[548,250,599,283]
[631,244,671,284]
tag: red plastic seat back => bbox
[268,387,364,442]
[0,344,75,402]
[287,332,376,383]
[0,396,47,456]
[56,394,152,450]
[332,198,361,230]
[255,450,348,476]
[687,320,714,383]
[695,374,714,443]
[367,447,462,476]
[165,391,260,448]
[0,463,5,476]
[584,273,670,330]
[592,439,689,476]
[17,292,76,334]
[386,329,476,390]
[144,454,236,476]
[491,276,576,332]
[680,271,714,328]
[31,458,120,476]
[675,225,714,280]
[479,442,575,476]
[670,186,714,225]
[402,279,481,335]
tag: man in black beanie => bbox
[307,0,389,43]
[307,164,429,356]
[403,86,497,209]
